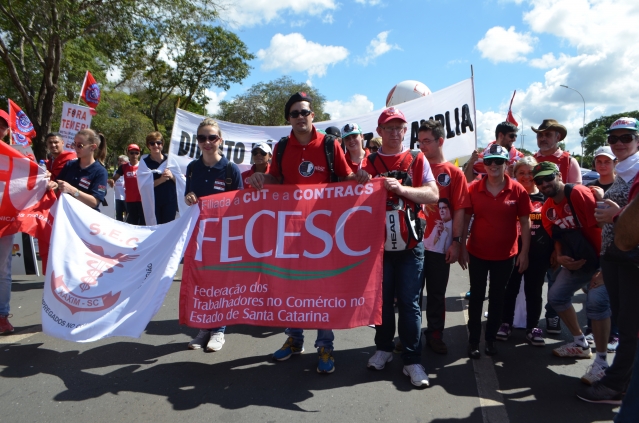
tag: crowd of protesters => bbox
[1,94,638,420]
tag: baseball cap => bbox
[593,146,616,160]
[378,107,407,126]
[284,92,313,120]
[127,144,141,152]
[325,126,342,138]
[483,144,509,160]
[532,161,559,178]
[0,109,8,126]
[252,142,272,155]
[342,123,363,138]
[607,117,639,133]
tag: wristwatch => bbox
[452,236,462,244]
[74,189,80,198]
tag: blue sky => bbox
[202,0,639,155]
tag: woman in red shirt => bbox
[342,123,369,173]
[460,144,533,359]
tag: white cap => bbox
[252,142,272,155]
[594,146,616,160]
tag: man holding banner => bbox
[358,107,438,388]
[248,92,364,374]
[45,133,77,181]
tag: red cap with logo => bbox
[127,143,141,152]
[378,107,407,126]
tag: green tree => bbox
[0,0,223,159]
[216,76,331,126]
[581,111,639,167]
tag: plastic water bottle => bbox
[38,159,46,171]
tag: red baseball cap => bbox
[127,143,141,152]
[0,109,9,126]
[378,107,407,126]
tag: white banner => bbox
[59,102,93,152]
[42,194,199,342]
[166,78,476,216]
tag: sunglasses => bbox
[128,151,140,155]
[534,174,556,185]
[607,134,636,145]
[484,158,506,166]
[148,141,163,147]
[196,134,220,143]
[252,150,267,156]
[369,147,379,152]
[507,133,518,139]
[74,143,91,149]
[289,109,312,119]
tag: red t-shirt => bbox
[117,162,141,202]
[345,149,369,173]
[267,127,352,184]
[541,184,602,255]
[46,151,77,181]
[241,163,270,189]
[466,175,533,260]
[423,162,471,254]
[534,150,572,183]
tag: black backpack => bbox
[275,134,338,183]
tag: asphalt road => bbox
[0,264,619,423]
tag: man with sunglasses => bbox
[248,92,362,375]
[536,162,612,387]
[109,144,145,225]
[464,121,524,182]
[242,142,271,188]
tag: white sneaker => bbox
[188,330,210,350]
[367,350,393,370]
[552,343,592,359]
[206,332,225,352]
[403,364,430,387]
[581,361,608,385]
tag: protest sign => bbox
[59,102,92,152]
[42,194,199,342]
[179,180,386,330]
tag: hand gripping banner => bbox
[179,180,387,329]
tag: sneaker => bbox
[206,332,225,352]
[317,347,335,374]
[607,336,619,353]
[546,316,561,334]
[576,382,623,404]
[188,330,210,350]
[403,364,429,387]
[496,323,511,341]
[585,332,595,347]
[0,314,14,334]
[552,343,592,359]
[526,328,545,347]
[581,361,608,385]
[367,350,393,370]
[427,337,448,354]
[273,337,304,361]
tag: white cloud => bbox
[205,89,227,115]
[529,52,570,69]
[290,20,307,28]
[358,31,400,65]
[257,33,348,78]
[476,26,537,63]
[324,94,374,120]
[355,0,382,5]
[322,14,334,24]
[223,0,337,28]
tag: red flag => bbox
[8,99,36,142]
[80,70,101,111]
[506,90,518,126]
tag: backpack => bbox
[275,134,338,183]
[368,150,426,251]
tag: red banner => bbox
[80,71,100,113]
[179,180,386,329]
[8,99,36,143]
[0,142,56,239]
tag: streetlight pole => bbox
[515,112,525,150]
[560,84,585,168]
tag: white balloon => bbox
[385,80,431,107]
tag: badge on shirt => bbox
[214,180,226,191]
[546,208,557,221]
[299,161,315,177]
[79,177,91,189]
[97,185,106,193]
[437,173,451,187]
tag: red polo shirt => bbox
[116,162,141,202]
[242,163,270,189]
[466,175,533,260]
[267,127,352,185]
[345,149,369,173]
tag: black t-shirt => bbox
[143,154,178,207]
[518,191,553,259]
[586,179,613,193]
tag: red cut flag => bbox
[80,70,101,112]
[506,90,518,126]
[8,99,36,140]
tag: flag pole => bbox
[470,65,477,150]
[77,71,88,105]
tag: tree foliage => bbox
[583,111,639,158]
[216,76,331,126]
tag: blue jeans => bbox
[375,244,424,365]
[548,267,611,320]
[614,338,639,423]
[0,235,14,316]
[207,326,225,333]
[285,328,335,350]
